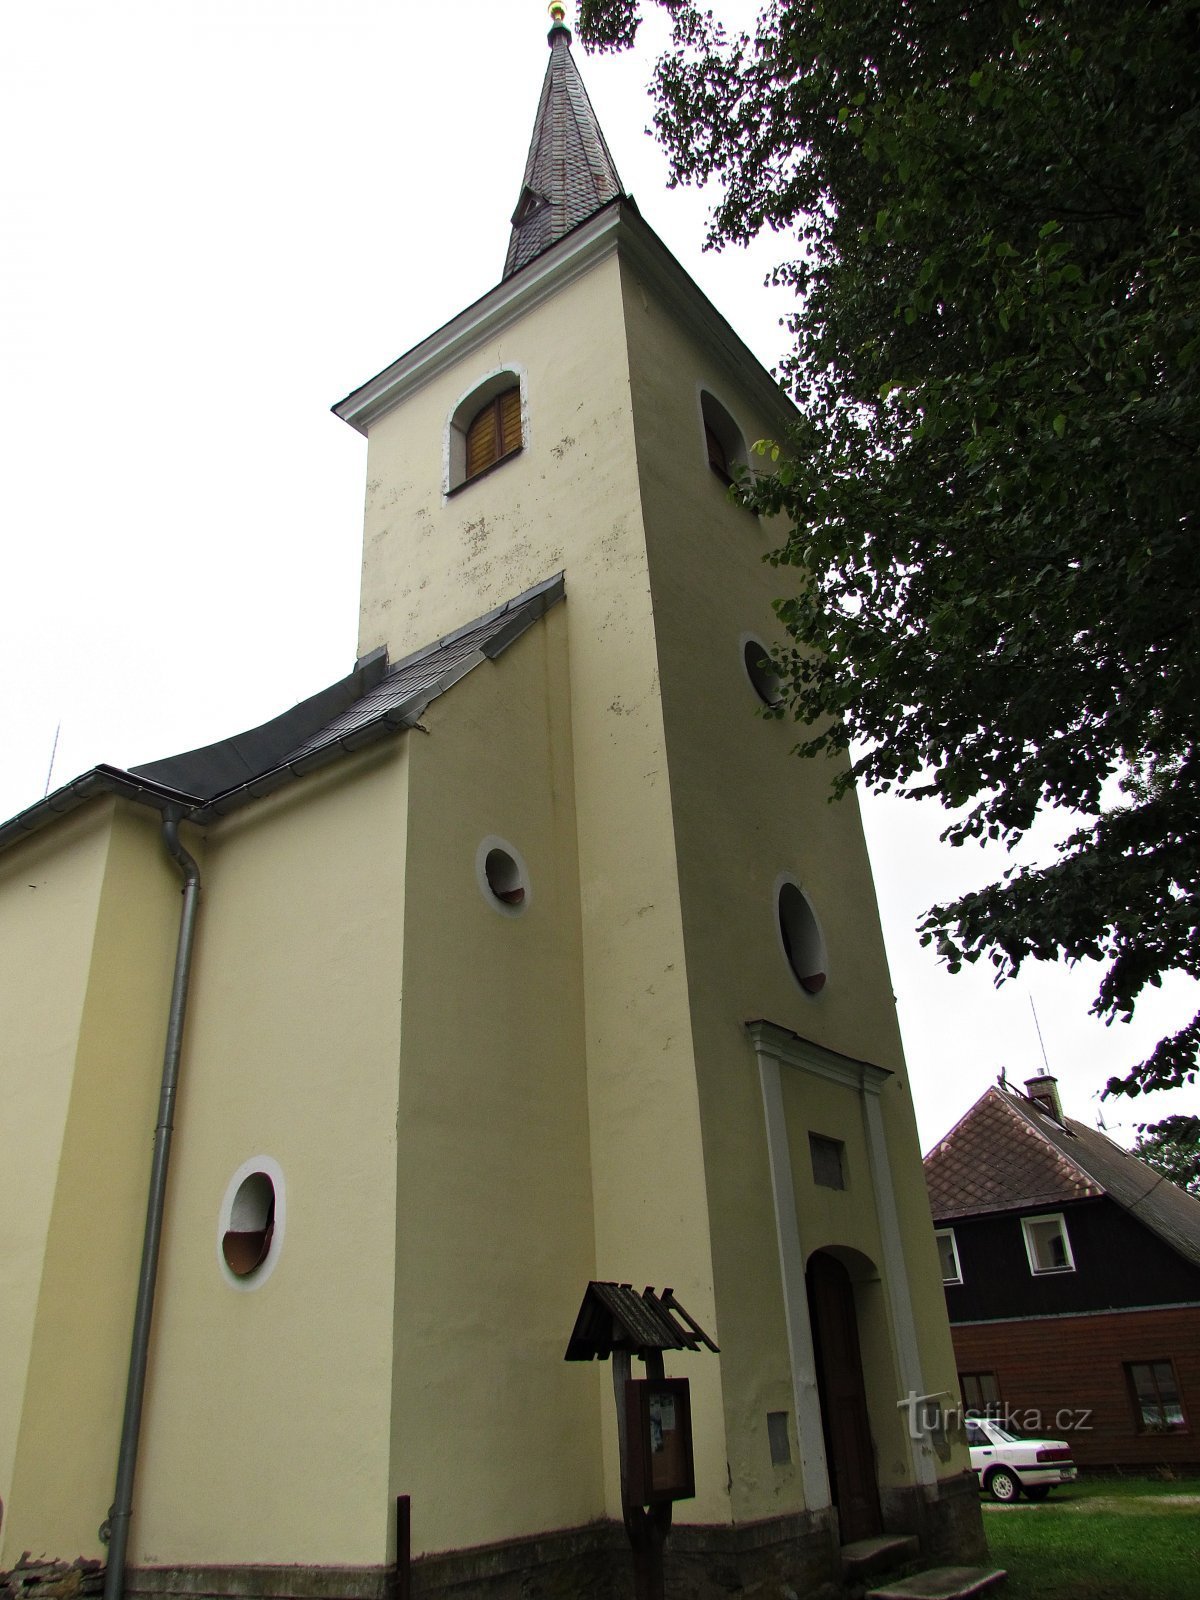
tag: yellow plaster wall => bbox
[874,1083,966,1470]
[131,745,409,1568]
[3,802,185,1564]
[357,252,641,664]
[619,256,971,1513]
[357,250,724,1527]
[0,807,113,1554]
[389,606,606,1554]
[779,1069,913,1489]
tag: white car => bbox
[966,1415,1078,1502]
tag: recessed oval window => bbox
[777,880,828,995]
[485,848,524,904]
[217,1157,285,1289]
[223,1172,275,1276]
[742,635,783,707]
[476,836,532,916]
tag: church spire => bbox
[502,4,624,280]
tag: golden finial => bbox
[547,3,571,43]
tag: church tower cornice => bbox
[332,202,798,440]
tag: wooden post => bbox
[395,1495,411,1600]
[615,1350,672,1600]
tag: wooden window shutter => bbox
[465,404,497,480]
[499,386,522,457]
[464,386,522,483]
[706,423,730,481]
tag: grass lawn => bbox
[981,1473,1200,1600]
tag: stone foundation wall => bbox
[878,1472,986,1566]
[0,1556,104,1600]
[23,1483,983,1600]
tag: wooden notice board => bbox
[623,1378,695,1505]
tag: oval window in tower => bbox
[742,634,784,707]
[776,879,828,995]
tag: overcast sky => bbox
[2,1,1195,1152]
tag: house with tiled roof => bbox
[0,11,992,1600]
[925,1075,1200,1470]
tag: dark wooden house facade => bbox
[924,1075,1200,1469]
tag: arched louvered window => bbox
[700,391,748,487]
[465,386,522,482]
[705,423,730,482]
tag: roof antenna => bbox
[43,721,62,798]
[1029,994,1051,1072]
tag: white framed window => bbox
[217,1155,286,1290]
[1021,1211,1075,1275]
[936,1227,962,1284]
[475,835,532,917]
[445,367,526,493]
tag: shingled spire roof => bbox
[503,6,624,280]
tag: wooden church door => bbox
[806,1251,883,1544]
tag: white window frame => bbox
[444,365,527,496]
[935,1227,962,1285]
[1021,1211,1076,1275]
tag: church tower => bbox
[0,10,985,1598]
[332,5,981,1577]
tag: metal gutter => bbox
[102,813,201,1600]
[0,767,204,855]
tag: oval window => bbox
[743,637,783,707]
[485,847,525,905]
[777,881,828,995]
[223,1171,276,1276]
[217,1157,285,1288]
[476,837,531,916]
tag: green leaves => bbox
[581,0,1200,1103]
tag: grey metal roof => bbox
[503,19,623,280]
[0,574,565,852]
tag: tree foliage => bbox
[580,0,1200,1110]
[1132,1115,1200,1197]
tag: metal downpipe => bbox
[102,811,201,1600]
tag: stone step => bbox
[841,1535,921,1581]
[867,1567,1007,1600]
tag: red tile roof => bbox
[925,1083,1200,1274]
[924,1086,1102,1218]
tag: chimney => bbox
[1025,1074,1064,1123]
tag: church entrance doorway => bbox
[806,1249,883,1544]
